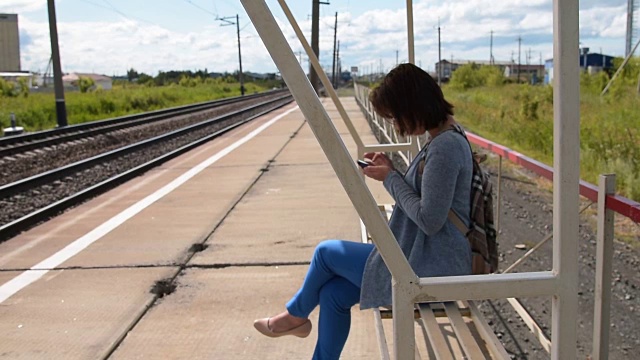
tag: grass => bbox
[443,82,640,202]
[0,80,273,133]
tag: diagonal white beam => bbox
[240,0,417,285]
[277,0,364,150]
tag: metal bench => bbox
[362,205,511,360]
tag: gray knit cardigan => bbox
[359,130,473,309]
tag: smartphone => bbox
[357,160,370,168]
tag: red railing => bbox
[466,132,640,223]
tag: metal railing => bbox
[241,0,583,359]
[356,82,639,358]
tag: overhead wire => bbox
[183,0,218,18]
[79,0,160,27]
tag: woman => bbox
[253,63,473,359]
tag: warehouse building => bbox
[0,14,21,72]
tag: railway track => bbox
[0,90,281,158]
[0,92,293,242]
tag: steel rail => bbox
[0,94,292,199]
[0,89,287,156]
[0,96,293,241]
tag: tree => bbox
[78,76,95,93]
[18,77,30,97]
[127,68,139,82]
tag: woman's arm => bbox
[383,137,461,236]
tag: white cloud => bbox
[580,5,627,38]
[0,0,44,13]
[8,0,629,75]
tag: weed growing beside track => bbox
[444,82,639,202]
[0,81,276,133]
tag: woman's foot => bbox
[253,311,312,338]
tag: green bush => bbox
[0,78,17,97]
[450,64,483,89]
[78,76,95,93]
[444,82,639,201]
[450,63,506,90]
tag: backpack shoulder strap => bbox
[448,209,470,234]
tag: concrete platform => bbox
[0,97,395,359]
[110,267,379,360]
[0,267,175,359]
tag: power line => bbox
[79,0,158,26]
[183,0,218,17]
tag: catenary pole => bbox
[331,12,338,89]
[490,30,494,65]
[438,22,442,86]
[517,36,522,83]
[218,15,245,96]
[47,0,68,127]
[310,0,329,94]
[237,14,245,95]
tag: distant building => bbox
[244,72,277,81]
[504,64,545,83]
[0,71,32,86]
[545,48,615,84]
[62,73,113,90]
[435,59,513,81]
[0,14,21,72]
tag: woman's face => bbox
[390,118,425,136]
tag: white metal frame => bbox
[275,0,416,161]
[593,174,616,360]
[239,1,580,358]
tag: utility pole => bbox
[626,0,636,56]
[336,40,340,87]
[517,36,522,84]
[540,52,543,66]
[396,50,399,66]
[47,0,67,127]
[331,12,338,89]
[296,51,303,65]
[437,20,442,86]
[218,15,245,95]
[490,30,494,65]
[450,54,453,79]
[310,0,330,94]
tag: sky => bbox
[0,0,630,76]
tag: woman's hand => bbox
[362,152,395,182]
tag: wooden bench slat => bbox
[466,301,511,360]
[379,307,471,319]
[417,303,455,360]
[443,302,485,360]
[365,204,511,359]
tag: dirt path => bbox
[475,160,639,359]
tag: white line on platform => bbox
[0,105,299,304]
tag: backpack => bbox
[447,124,498,274]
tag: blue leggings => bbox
[286,240,374,360]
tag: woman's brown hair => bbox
[369,63,454,136]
